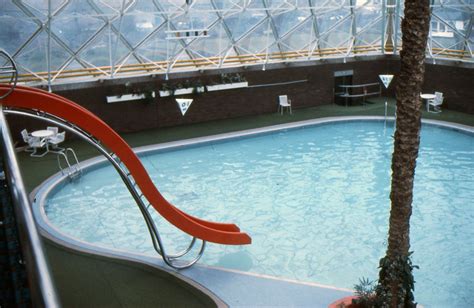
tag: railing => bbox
[0,109,60,307]
[5,108,206,269]
[57,148,82,181]
[1,46,382,84]
[337,82,382,106]
[1,45,471,85]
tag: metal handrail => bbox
[0,49,18,99]
[0,109,60,307]
[56,148,82,180]
[4,108,205,269]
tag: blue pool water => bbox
[44,121,473,307]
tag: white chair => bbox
[47,126,59,136]
[278,95,292,115]
[49,131,66,152]
[428,92,443,113]
[29,136,47,157]
[21,129,34,152]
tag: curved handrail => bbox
[5,107,204,269]
[0,85,251,245]
[0,49,18,100]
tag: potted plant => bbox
[206,73,248,92]
[328,278,378,308]
[159,83,175,97]
[106,82,156,103]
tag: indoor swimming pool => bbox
[39,120,473,307]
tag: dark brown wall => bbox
[52,59,395,133]
[422,63,474,114]
[9,58,472,143]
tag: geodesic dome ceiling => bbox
[0,0,472,85]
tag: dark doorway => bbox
[334,73,353,106]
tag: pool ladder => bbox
[57,148,82,180]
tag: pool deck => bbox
[183,265,352,307]
[17,99,474,306]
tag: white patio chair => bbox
[21,129,34,152]
[428,92,443,113]
[47,126,59,136]
[278,95,292,115]
[49,131,66,152]
[29,136,47,157]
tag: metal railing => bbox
[5,108,205,269]
[0,109,60,307]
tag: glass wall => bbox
[0,0,472,84]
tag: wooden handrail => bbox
[1,46,470,84]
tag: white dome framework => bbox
[0,0,472,86]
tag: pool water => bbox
[45,121,474,307]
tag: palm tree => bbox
[376,1,431,307]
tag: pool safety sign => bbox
[379,74,394,89]
[176,98,193,116]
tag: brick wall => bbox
[9,58,472,141]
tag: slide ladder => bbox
[0,84,251,269]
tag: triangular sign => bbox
[379,74,394,89]
[176,98,193,116]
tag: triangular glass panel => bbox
[114,54,140,75]
[318,17,352,50]
[354,4,383,31]
[174,50,192,62]
[431,5,471,37]
[136,28,184,63]
[174,11,218,31]
[326,0,350,6]
[112,1,165,48]
[236,20,275,55]
[168,50,193,71]
[80,30,130,68]
[429,9,470,56]
[244,0,266,9]
[23,0,67,22]
[280,17,314,52]
[223,9,266,41]
[14,65,31,79]
[315,8,351,35]
[152,0,185,12]
[52,2,106,52]
[188,1,215,11]
[53,59,85,80]
[266,0,294,10]
[272,8,311,37]
[61,59,85,71]
[187,22,233,58]
[91,0,134,14]
[354,19,383,50]
[16,31,70,73]
[430,32,467,58]
[212,0,242,11]
[0,2,40,55]
[267,43,283,61]
[219,46,238,65]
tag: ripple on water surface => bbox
[45,121,474,307]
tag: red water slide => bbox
[0,85,251,245]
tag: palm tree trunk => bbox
[377,1,431,307]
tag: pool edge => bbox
[30,115,472,306]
